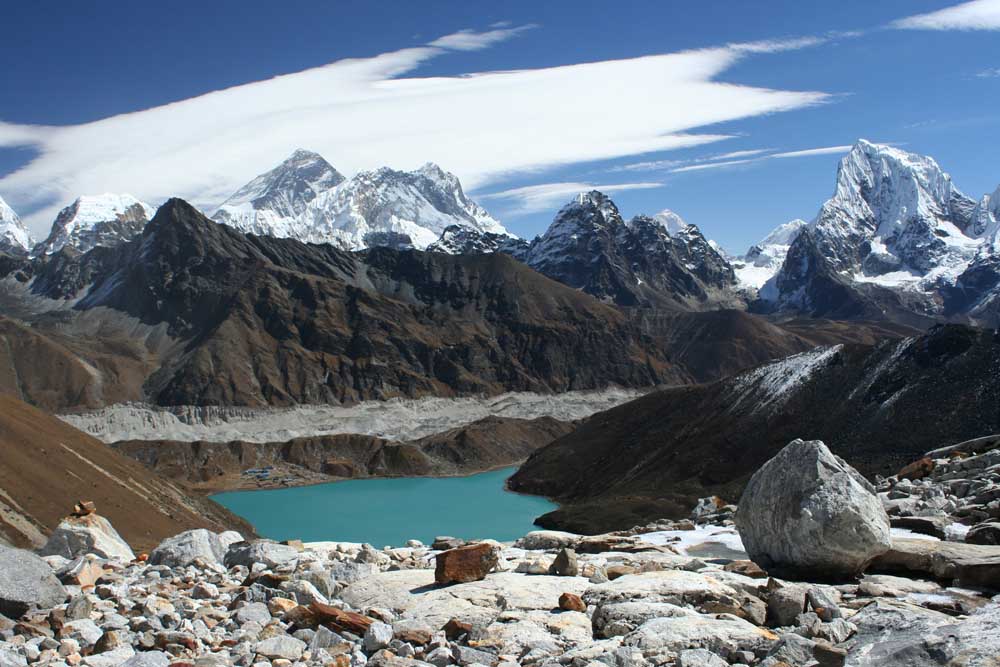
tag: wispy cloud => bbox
[769,145,853,158]
[611,147,771,173]
[892,0,1000,31]
[429,24,538,51]
[0,26,832,236]
[482,181,663,214]
[670,144,852,173]
[976,67,1000,77]
[672,159,755,173]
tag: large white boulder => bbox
[735,439,891,579]
[39,514,135,562]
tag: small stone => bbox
[235,603,272,626]
[806,588,842,622]
[676,648,728,667]
[363,622,393,653]
[724,560,768,579]
[442,619,473,640]
[190,583,218,600]
[434,543,499,585]
[254,635,306,661]
[558,593,586,612]
[548,549,578,577]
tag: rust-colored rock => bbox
[897,457,935,481]
[434,542,499,584]
[309,601,374,635]
[72,501,96,517]
[558,592,586,612]
[605,564,637,580]
[724,560,768,579]
[442,618,473,640]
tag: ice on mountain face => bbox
[733,220,806,290]
[728,345,842,415]
[0,195,31,253]
[212,150,510,251]
[652,209,688,236]
[812,140,980,286]
[37,194,155,255]
[763,140,1000,311]
[212,149,346,238]
[427,224,527,257]
[970,185,1000,247]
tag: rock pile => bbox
[1,442,999,667]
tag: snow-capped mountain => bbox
[35,194,155,256]
[760,140,1000,325]
[512,191,740,308]
[212,151,510,251]
[733,219,806,290]
[212,149,345,238]
[0,195,31,254]
[426,224,529,258]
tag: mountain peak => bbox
[216,150,345,220]
[652,209,689,236]
[0,195,31,254]
[37,193,155,255]
[213,155,506,250]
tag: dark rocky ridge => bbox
[112,415,575,492]
[0,199,911,410]
[25,199,679,405]
[511,192,743,309]
[509,324,1000,534]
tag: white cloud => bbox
[671,144,852,173]
[671,159,755,173]
[482,181,663,214]
[892,0,1000,30]
[0,27,831,236]
[429,24,537,51]
[769,145,852,158]
[976,67,1000,77]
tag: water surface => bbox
[212,467,556,547]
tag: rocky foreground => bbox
[2,439,1000,667]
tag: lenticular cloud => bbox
[0,29,829,235]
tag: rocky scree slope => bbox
[510,324,1000,534]
[2,440,1000,667]
[0,394,251,551]
[22,199,678,406]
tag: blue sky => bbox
[1,0,999,252]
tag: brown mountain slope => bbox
[0,199,915,411]
[113,415,575,492]
[509,324,1000,534]
[25,199,680,406]
[0,394,253,550]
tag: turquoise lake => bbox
[211,467,557,547]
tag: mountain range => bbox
[6,141,997,328]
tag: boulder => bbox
[676,648,728,667]
[435,543,499,584]
[226,540,300,569]
[0,545,67,618]
[149,530,225,568]
[39,514,135,562]
[735,439,891,579]
[872,537,1000,588]
[966,522,1000,545]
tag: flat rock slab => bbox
[341,570,591,630]
[871,538,1000,588]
